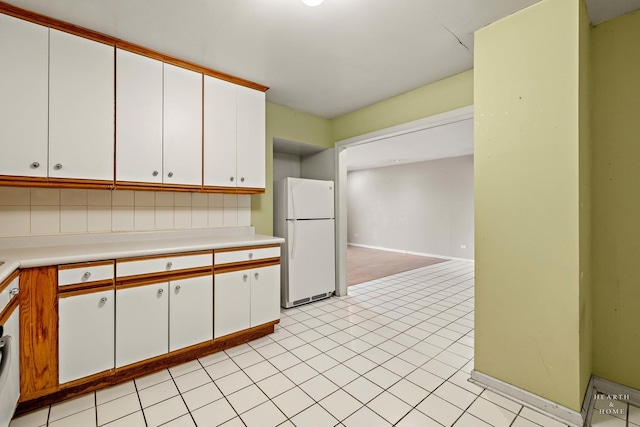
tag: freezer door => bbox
[286,178,334,220]
[286,219,335,303]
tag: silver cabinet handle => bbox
[248,252,253,259]
[167,172,174,178]
[229,176,234,182]
[54,163,62,170]
[31,162,40,169]
[240,177,245,182]
[175,285,181,292]
[254,272,259,280]
[9,288,19,296]
[152,170,159,176]
[166,262,173,270]
[243,274,248,281]
[157,288,164,296]
[83,271,91,280]
[100,297,107,304]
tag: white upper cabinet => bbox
[49,29,114,181]
[116,49,163,184]
[0,14,48,178]
[163,63,202,186]
[204,78,266,189]
[204,76,237,187]
[236,85,266,189]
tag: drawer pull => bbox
[83,271,92,280]
[100,297,107,304]
[175,285,181,292]
[152,170,159,176]
[9,288,19,297]
[243,274,248,281]
[248,252,253,259]
[166,262,173,270]
[31,161,40,168]
[254,272,259,280]
[53,163,63,170]
[157,288,164,296]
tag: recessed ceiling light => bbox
[302,0,324,6]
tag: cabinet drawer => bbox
[214,246,280,266]
[116,252,212,279]
[58,261,114,286]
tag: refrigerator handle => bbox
[290,180,297,259]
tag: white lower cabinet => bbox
[169,275,213,352]
[116,283,168,368]
[59,289,114,383]
[250,265,280,327]
[214,264,280,338]
[214,270,250,338]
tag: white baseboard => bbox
[347,242,474,262]
[470,370,584,427]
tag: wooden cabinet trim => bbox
[0,269,19,293]
[58,282,114,297]
[0,2,267,92]
[215,244,281,254]
[116,41,268,92]
[19,266,59,399]
[58,260,114,270]
[0,296,18,325]
[214,258,280,274]
[116,269,212,289]
[117,250,213,264]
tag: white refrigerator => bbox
[274,177,336,308]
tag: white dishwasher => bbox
[0,276,20,427]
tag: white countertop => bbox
[0,227,284,283]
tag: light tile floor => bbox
[11,260,573,427]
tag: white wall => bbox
[347,154,474,259]
[0,187,251,237]
[301,148,335,181]
[273,152,301,182]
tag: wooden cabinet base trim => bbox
[14,320,279,416]
[214,259,280,274]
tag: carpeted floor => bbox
[346,245,448,286]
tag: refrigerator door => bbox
[286,178,334,220]
[286,219,335,304]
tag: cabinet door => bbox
[203,76,237,187]
[0,14,48,178]
[58,290,114,383]
[116,283,168,367]
[163,63,202,186]
[169,275,213,352]
[116,49,163,184]
[236,86,265,189]
[250,265,280,327]
[49,29,114,181]
[214,270,250,338]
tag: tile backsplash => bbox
[0,187,251,237]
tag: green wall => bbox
[591,9,640,389]
[331,70,473,142]
[252,103,332,235]
[474,0,588,411]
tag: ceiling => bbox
[6,0,638,120]
[346,118,474,171]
